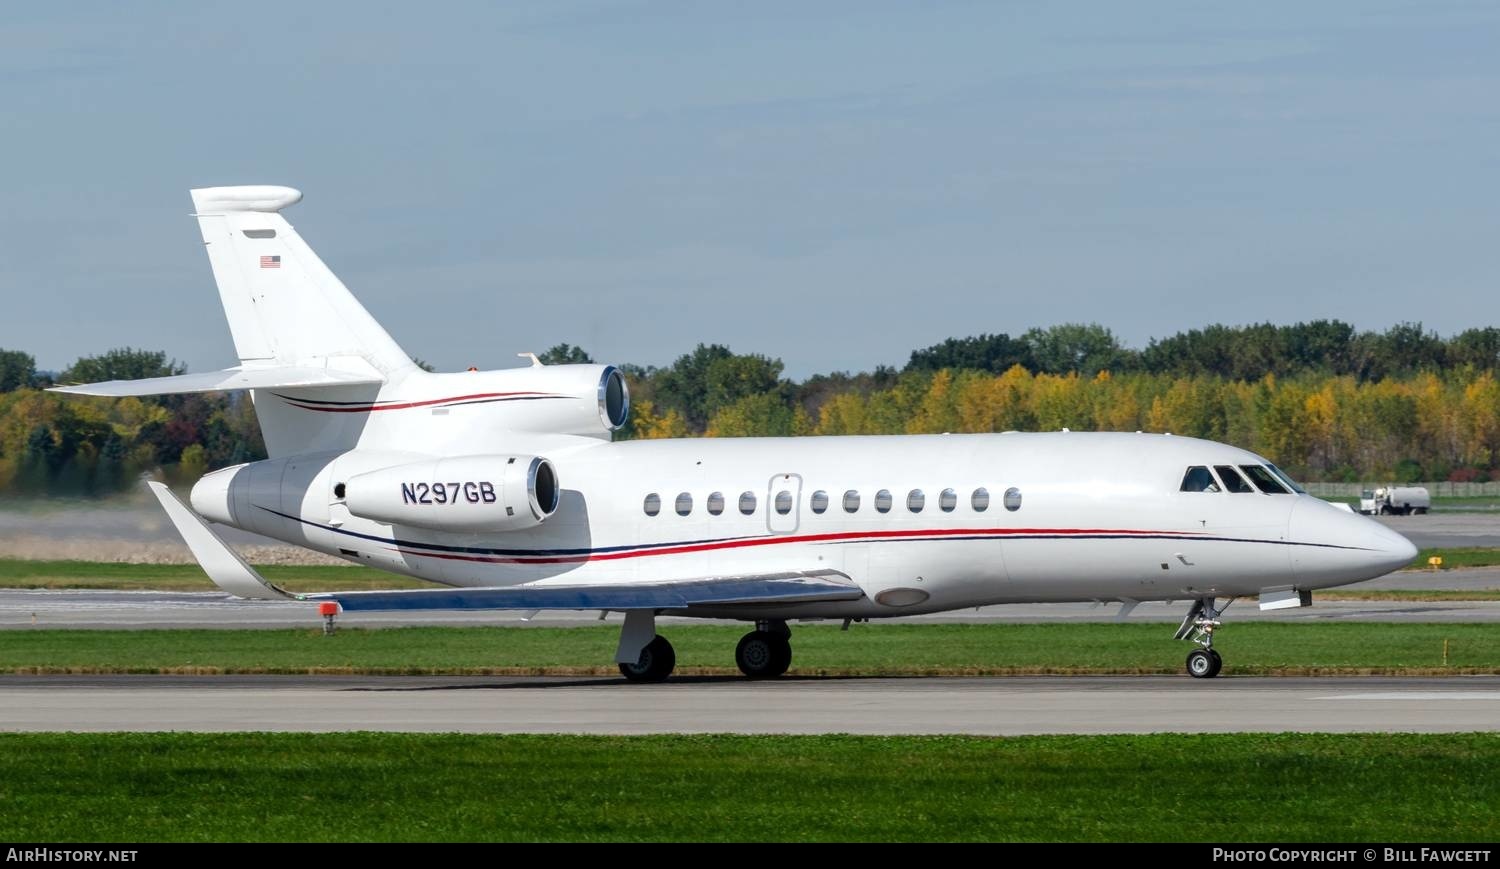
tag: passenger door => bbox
[766,473,803,534]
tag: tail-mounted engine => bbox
[343,454,560,533]
[462,363,629,438]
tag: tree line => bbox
[4,319,1500,495]
[0,348,263,495]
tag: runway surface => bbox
[2,675,1496,734]
[1375,513,1500,549]
[4,584,1498,629]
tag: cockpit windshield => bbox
[1266,463,1306,494]
[1214,465,1255,493]
[1240,465,1291,494]
[1181,463,1304,495]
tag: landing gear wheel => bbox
[1187,648,1221,679]
[619,635,676,683]
[735,631,792,679]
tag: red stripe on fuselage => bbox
[389,526,1208,565]
[282,392,563,413]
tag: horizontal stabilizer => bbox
[299,570,863,612]
[49,365,384,397]
[146,482,294,601]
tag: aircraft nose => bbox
[1288,498,1418,587]
[1367,518,1420,572]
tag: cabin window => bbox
[1180,466,1220,493]
[706,491,725,515]
[939,488,957,512]
[907,489,925,512]
[972,488,990,512]
[875,489,893,513]
[1240,465,1291,494]
[1214,466,1254,494]
[810,490,829,514]
[843,490,861,513]
[675,492,693,516]
[774,490,793,515]
[643,493,661,516]
[739,491,757,514]
[1003,487,1023,511]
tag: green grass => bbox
[1322,589,1500,601]
[3,622,1498,675]
[1406,547,1500,571]
[0,732,1495,841]
[0,559,424,591]
[1431,496,1500,511]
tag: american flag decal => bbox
[260,255,281,269]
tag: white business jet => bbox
[53,186,1417,680]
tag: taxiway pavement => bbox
[2,675,1495,734]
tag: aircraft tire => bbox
[619,635,676,683]
[736,631,792,679]
[1186,648,1220,679]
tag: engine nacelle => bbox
[343,454,560,533]
[470,364,629,438]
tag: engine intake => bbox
[599,365,629,430]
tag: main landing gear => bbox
[614,612,796,683]
[1175,597,1231,679]
[734,620,792,679]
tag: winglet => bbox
[146,481,294,601]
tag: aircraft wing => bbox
[49,364,383,397]
[297,570,863,612]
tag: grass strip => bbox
[1407,548,1500,571]
[0,559,422,591]
[2,622,1497,676]
[0,732,1496,842]
[1320,590,1500,601]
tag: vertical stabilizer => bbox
[190,186,416,379]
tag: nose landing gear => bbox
[618,634,677,683]
[1175,597,1230,678]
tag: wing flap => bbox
[298,570,862,612]
[49,365,383,397]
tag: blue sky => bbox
[4,1,1499,378]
